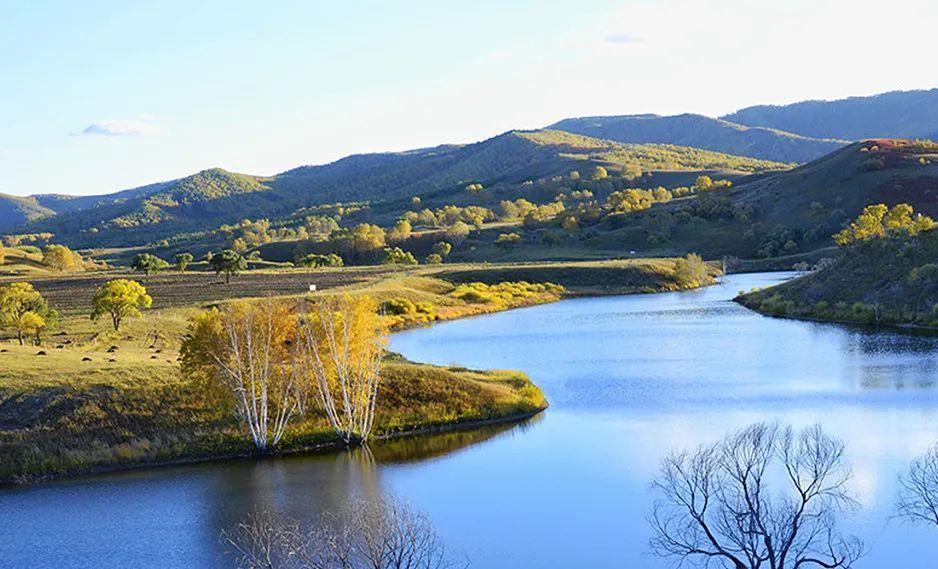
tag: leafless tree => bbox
[295,295,386,445]
[225,499,464,569]
[649,423,863,569]
[897,444,938,527]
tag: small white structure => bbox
[308,284,317,292]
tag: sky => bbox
[2,0,937,197]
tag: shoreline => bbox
[1,407,545,489]
[733,298,938,335]
[1,263,720,487]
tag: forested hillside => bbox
[550,113,845,163]
[5,130,785,248]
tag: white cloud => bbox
[76,118,161,136]
[604,32,642,44]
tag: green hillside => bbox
[550,113,845,163]
[597,138,938,259]
[737,227,938,328]
[8,130,785,248]
[724,88,938,141]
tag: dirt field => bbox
[3,267,393,315]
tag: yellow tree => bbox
[180,301,300,451]
[42,244,82,271]
[295,294,387,445]
[0,282,56,345]
[90,279,152,331]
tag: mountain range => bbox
[3,87,938,249]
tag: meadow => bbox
[0,256,715,483]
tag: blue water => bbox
[4,272,938,568]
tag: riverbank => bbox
[0,257,715,484]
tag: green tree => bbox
[91,279,152,332]
[382,247,418,265]
[432,241,453,258]
[298,253,344,268]
[210,249,248,283]
[132,253,168,280]
[0,282,57,345]
[495,232,522,251]
[425,253,443,264]
[174,252,194,271]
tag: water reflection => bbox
[4,272,938,568]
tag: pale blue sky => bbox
[2,0,936,197]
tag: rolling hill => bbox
[737,226,938,328]
[549,113,845,163]
[574,139,938,260]
[724,88,938,141]
[5,130,786,248]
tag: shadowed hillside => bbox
[724,88,938,141]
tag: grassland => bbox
[0,257,712,483]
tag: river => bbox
[3,272,938,568]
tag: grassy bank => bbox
[0,342,545,484]
[736,231,938,329]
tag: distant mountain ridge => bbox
[549,113,846,163]
[723,88,938,140]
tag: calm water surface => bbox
[4,272,938,568]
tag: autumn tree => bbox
[42,244,83,271]
[90,279,152,331]
[833,203,935,246]
[650,423,863,569]
[132,253,168,280]
[181,301,301,452]
[174,252,194,271]
[0,282,57,345]
[0,243,5,266]
[443,221,471,246]
[387,219,413,243]
[673,253,712,288]
[211,249,248,283]
[590,165,608,180]
[295,295,387,445]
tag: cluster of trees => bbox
[401,205,494,229]
[450,281,564,306]
[42,244,87,271]
[219,216,343,251]
[181,295,387,450]
[833,203,935,246]
[297,253,344,268]
[0,282,57,344]
[0,277,153,344]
